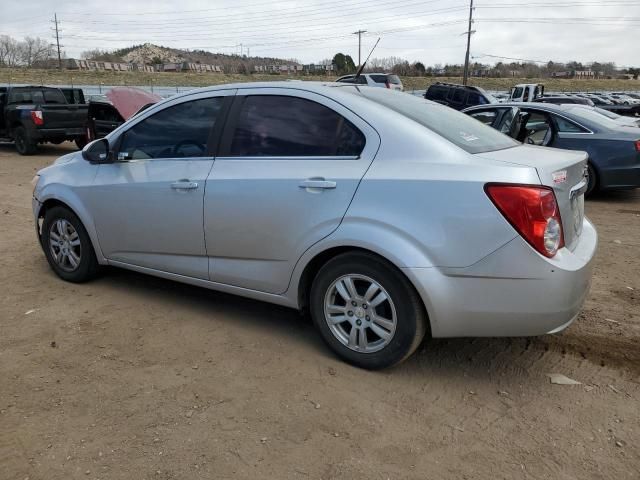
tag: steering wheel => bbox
[172,140,205,157]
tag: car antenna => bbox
[353,37,380,83]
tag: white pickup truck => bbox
[509,83,545,102]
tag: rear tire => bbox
[14,126,37,155]
[41,206,100,283]
[310,252,427,370]
[586,163,598,197]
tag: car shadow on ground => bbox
[588,189,640,204]
[0,142,78,156]
[79,266,637,379]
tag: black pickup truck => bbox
[0,86,88,155]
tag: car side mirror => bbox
[82,138,111,164]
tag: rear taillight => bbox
[485,184,565,258]
[635,140,640,152]
[385,80,390,89]
[31,110,44,126]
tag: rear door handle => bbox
[299,179,337,190]
[171,180,199,190]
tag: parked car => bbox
[599,93,625,105]
[609,94,640,106]
[463,102,640,195]
[0,85,88,154]
[335,73,403,91]
[582,94,614,106]
[424,82,496,110]
[32,83,596,369]
[87,87,162,140]
[571,105,640,128]
[534,96,595,107]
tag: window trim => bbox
[218,92,368,159]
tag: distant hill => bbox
[86,43,300,69]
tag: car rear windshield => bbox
[563,106,621,129]
[8,87,67,105]
[357,89,518,154]
[370,74,401,85]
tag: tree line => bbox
[0,35,55,67]
[330,52,638,78]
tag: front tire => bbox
[75,136,88,150]
[41,206,99,283]
[14,126,37,155]
[310,252,427,369]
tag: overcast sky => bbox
[2,0,638,66]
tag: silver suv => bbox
[336,73,403,91]
[32,82,596,369]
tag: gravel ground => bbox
[1,143,638,480]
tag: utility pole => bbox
[352,30,367,67]
[52,13,62,70]
[462,0,475,85]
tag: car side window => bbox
[555,115,587,133]
[426,87,442,101]
[451,89,466,104]
[229,95,365,157]
[521,111,553,146]
[470,110,497,126]
[467,92,487,106]
[118,97,223,160]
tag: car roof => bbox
[165,81,365,97]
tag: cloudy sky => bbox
[2,0,638,66]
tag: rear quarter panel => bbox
[337,156,537,269]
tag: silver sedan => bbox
[32,82,597,369]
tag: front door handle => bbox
[299,179,337,190]
[171,180,199,190]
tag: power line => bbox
[59,7,469,43]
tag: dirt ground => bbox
[1,143,638,480]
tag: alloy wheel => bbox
[49,219,82,272]
[323,274,397,353]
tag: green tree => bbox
[332,53,356,74]
[413,61,426,76]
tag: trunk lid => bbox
[477,145,588,251]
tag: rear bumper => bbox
[404,218,598,338]
[599,164,640,190]
[31,127,85,140]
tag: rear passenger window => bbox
[467,92,487,106]
[451,89,466,103]
[555,116,587,133]
[370,75,388,84]
[427,86,447,101]
[229,95,365,157]
[43,88,66,104]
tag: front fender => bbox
[35,185,107,264]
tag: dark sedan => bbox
[534,95,595,107]
[462,102,640,195]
